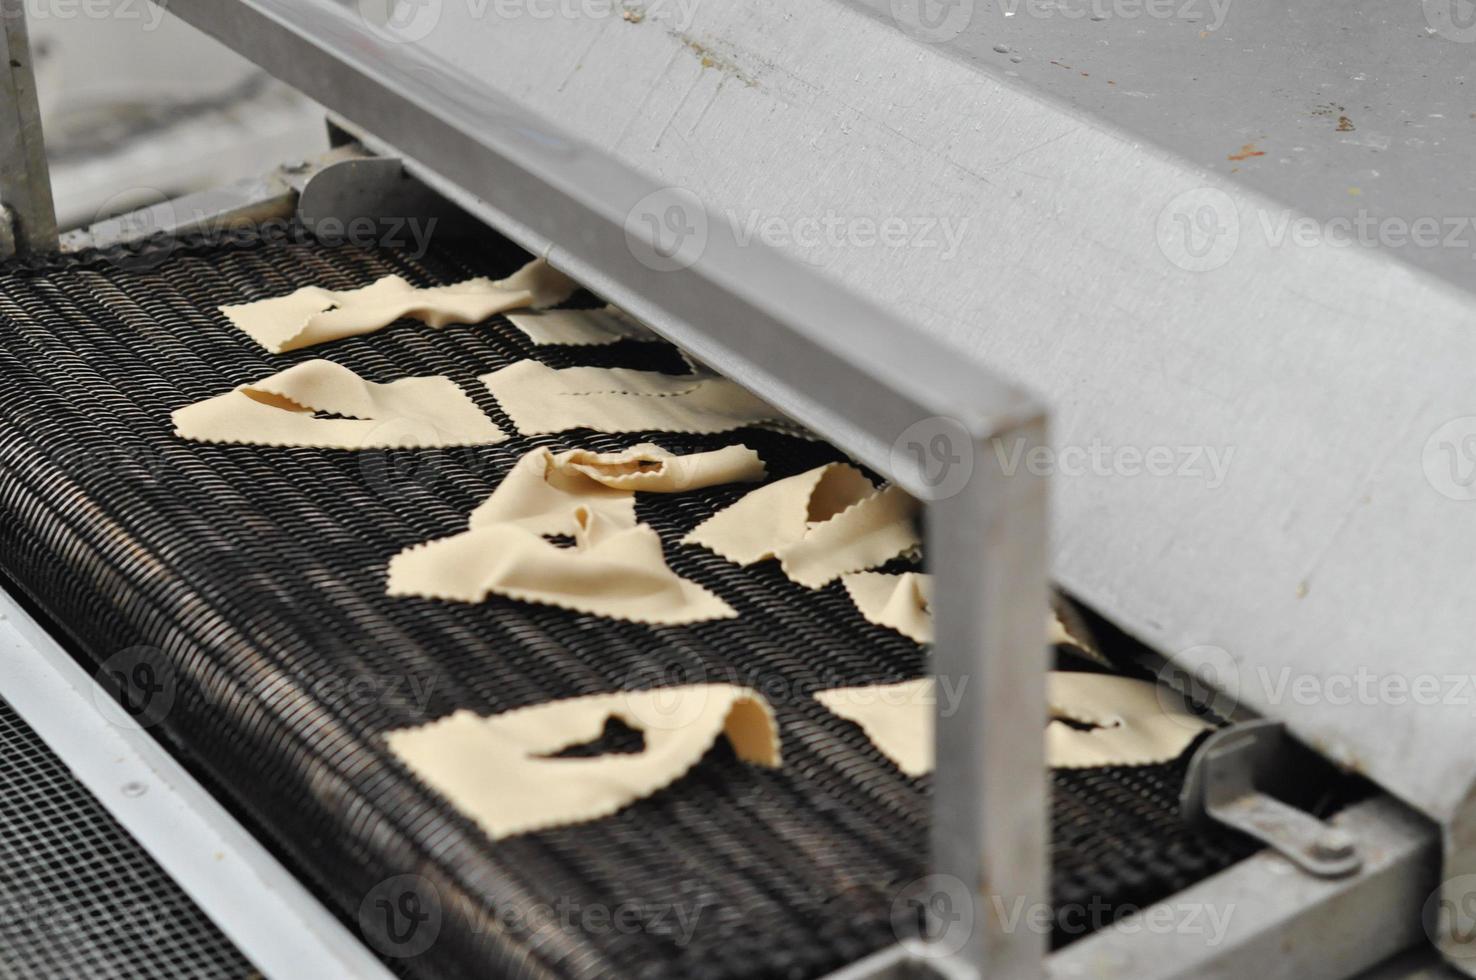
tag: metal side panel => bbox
[0,584,395,980]
[148,0,1476,840]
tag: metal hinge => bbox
[1181,719,1362,878]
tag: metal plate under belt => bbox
[0,228,1262,979]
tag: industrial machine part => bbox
[0,1,1465,978]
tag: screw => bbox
[1311,828,1355,862]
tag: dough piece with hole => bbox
[814,673,1213,775]
[386,684,780,839]
[388,507,735,624]
[172,359,506,449]
[684,463,920,588]
[842,572,933,643]
[222,256,578,353]
[471,443,766,536]
[505,305,653,346]
[1047,671,1214,768]
[482,359,778,435]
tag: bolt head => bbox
[1312,828,1355,861]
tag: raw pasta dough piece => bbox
[387,507,736,624]
[683,464,872,563]
[505,305,653,346]
[838,579,1107,654]
[386,684,780,839]
[470,443,766,536]
[814,673,1214,775]
[1047,671,1214,768]
[842,572,933,643]
[221,257,578,353]
[815,678,935,776]
[683,464,921,588]
[482,359,778,435]
[171,359,506,449]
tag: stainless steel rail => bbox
[0,0,57,256]
[153,2,1051,975]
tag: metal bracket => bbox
[1182,719,1362,878]
[296,151,481,245]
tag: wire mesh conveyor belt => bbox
[0,228,1262,979]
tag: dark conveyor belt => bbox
[0,228,1261,980]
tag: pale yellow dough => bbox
[683,464,921,588]
[505,305,652,346]
[1045,671,1214,768]
[387,507,736,624]
[482,359,778,435]
[386,684,780,839]
[841,572,933,643]
[470,443,766,536]
[220,257,578,353]
[171,359,506,449]
[815,679,936,776]
[815,673,1214,775]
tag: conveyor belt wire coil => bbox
[0,227,1258,979]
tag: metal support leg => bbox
[926,416,1050,978]
[0,0,57,257]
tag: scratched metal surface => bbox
[843,0,1476,292]
[204,1,1476,828]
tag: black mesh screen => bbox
[0,229,1259,979]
